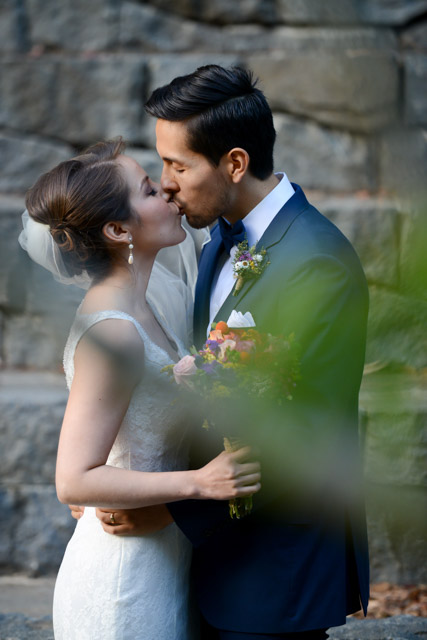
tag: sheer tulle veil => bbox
[18,210,209,346]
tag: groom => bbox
[93,65,370,638]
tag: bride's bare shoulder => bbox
[73,320,145,388]
[76,285,147,365]
[77,315,145,367]
[86,317,143,347]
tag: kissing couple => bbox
[20,65,369,639]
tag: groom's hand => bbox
[68,504,84,520]
[95,505,173,536]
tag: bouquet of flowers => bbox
[163,311,300,518]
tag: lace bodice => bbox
[54,306,198,639]
[63,306,189,473]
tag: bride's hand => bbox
[195,447,261,500]
[96,505,173,536]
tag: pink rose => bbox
[173,355,197,387]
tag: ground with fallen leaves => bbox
[350,583,427,618]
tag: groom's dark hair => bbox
[145,65,276,180]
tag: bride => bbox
[19,139,261,640]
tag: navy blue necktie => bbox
[218,217,246,254]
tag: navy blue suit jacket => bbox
[169,185,369,633]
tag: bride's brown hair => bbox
[25,138,135,281]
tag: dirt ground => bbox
[351,583,427,618]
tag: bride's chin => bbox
[160,233,187,251]
[173,228,187,244]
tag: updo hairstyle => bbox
[25,139,135,282]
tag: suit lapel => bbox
[213,184,309,321]
[256,183,308,251]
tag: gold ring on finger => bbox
[109,512,116,525]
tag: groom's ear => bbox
[224,148,250,184]
[102,221,130,245]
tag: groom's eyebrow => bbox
[161,155,180,165]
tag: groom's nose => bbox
[160,169,179,194]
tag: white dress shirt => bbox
[208,172,295,334]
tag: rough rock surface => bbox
[249,37,399,132]
[0,614,54,640]
[330,615,427,639]
[0,372,74,575]
[0,613,426,640]
[359,372,427,584]
[26,0,120,52]
[274,114,377,192]
[0,56,148,144]
[0,132,74,193]
[404,54,427,127]
[316,195,400,287]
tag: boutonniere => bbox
[232,239,269,296]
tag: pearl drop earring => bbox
[128,235,134,265]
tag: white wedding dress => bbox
[53,307,198,640]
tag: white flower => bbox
[253,254,264,263]
[218,339,237,360]
[235,260,250,270]
[226,310,256,328]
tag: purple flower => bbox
[194,355,204,368]
[206,339,220,353]
[239,252,252,261]
[200,361,219,375]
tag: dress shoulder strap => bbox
[63,309,149,390]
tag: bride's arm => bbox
[56,321,260,509]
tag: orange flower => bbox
[209,329,225,341]
[215,321,229,334]
[239,351,251,363]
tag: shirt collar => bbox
[221,172,294,248]
[242,172,294,247]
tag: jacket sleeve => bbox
[249,253,369,511]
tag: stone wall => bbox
[0,0,426,581]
